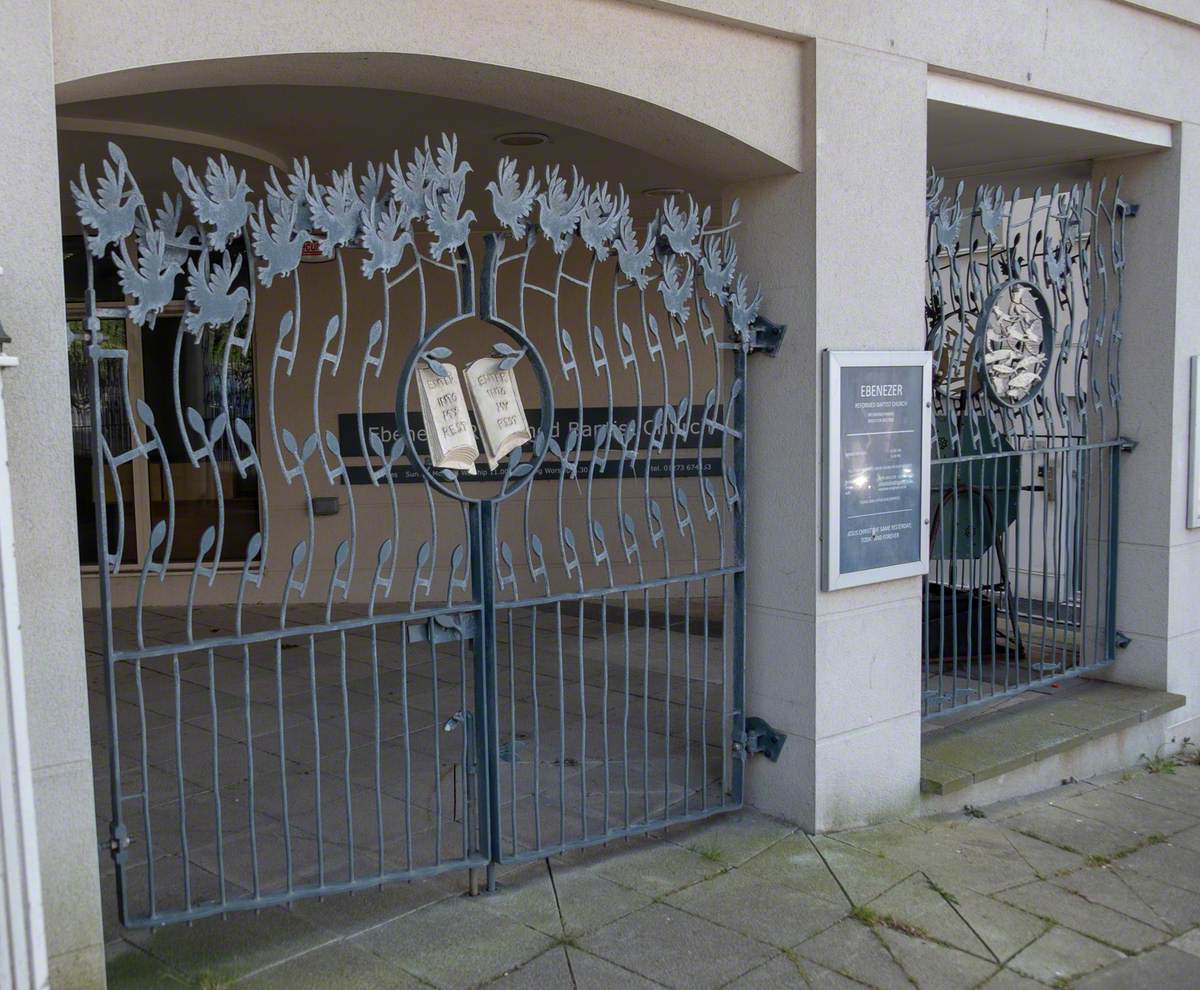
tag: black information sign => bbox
[335,405,723,484]
[823,351,931,590]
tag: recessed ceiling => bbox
[928,100,1165,178]
[57,85,727,226]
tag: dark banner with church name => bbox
[337,406,725,485]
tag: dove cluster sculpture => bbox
[69,133,775,623]
[925,170,1131,457]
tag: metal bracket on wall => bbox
[737,716,788,762]
[1120,437,1138,453]
[746,316,787,356]
[1115,630,1131,649]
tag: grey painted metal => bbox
[72,136,780,926]
[923,174,1131,717]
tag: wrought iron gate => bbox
[71,137,782,926]
[923,173,1131,716]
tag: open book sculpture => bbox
[415,362,479,473]
[415,350,532,473]
[464,356,532,470]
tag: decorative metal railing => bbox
[71,136,781,926]
[923,173,1132,716]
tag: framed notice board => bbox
[822,350,933,590]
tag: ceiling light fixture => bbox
[494,131,550,147]
[641,186,686,199]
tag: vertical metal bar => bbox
[242,645,260,898]
[731,346,747,804]
[274,639,293,894]
[207,649,226,904]
[172,654,192,910]
[473,501,500,889]
[89,324,130,922]
[1106,445,1121,658]
[339,630,355,882]
[307,636,324,885]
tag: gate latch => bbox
[108,822,130,865]
[735,717,787,762]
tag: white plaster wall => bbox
[0,2,104,987]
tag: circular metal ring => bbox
[394,313,554,505]
[974,278,1055,410]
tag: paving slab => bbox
[1110,769,1200,818]
[1117,839,1200,894]
[486,945,665,989]
[1001,803,1145,859]
[590,838,725,897]
[481,863,652,938]
[738,953,876,989]
[1076,945,1200,989]
[1051,861,1200,935]
[919,883,1050,964]
[105,942,189,990]
[1050,786,1200,838]
[1007,926,1125,984]
[876,928,998,989]
[290,873,457,937]
[737,834,852,906]
[1170,928,1200,957]
[351,895,554,988]
[235,942,426,988]
[810,835,918,906]
[579,903,775,990]
[791,918,912,990]
[664,868,846,949]
[668,808,797,866]
[864,873,991,959]
[995,878,1169,953]
[978,968,1055,989]
[136,903,329,985]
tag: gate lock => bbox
[735,717,787,762]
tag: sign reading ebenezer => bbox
[822,350,932,590]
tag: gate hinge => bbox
[1119,436,1138,453]
[734,716,788,762]
[1115,630,1132,649]
[108,822,130,865]
[747,316,787,356]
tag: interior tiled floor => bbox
[86,599,731,936]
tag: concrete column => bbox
[736,39,927,831]
[1092,123,1200,745]
[0,2,106,987]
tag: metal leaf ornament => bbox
[487,157,538,239]
[173,155,253,250]
[537,165,586,254]
[70,142,144,257]
[614,213,655,289]
[184,252,250,333]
